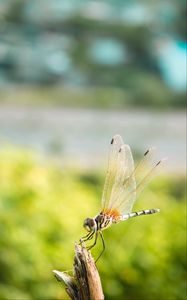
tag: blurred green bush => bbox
[0,145,186,300]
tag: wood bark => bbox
[53,244,104,300]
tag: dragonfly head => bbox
[83,218,96,232]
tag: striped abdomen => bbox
[121,208,160,221]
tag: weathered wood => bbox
[53,244,104,300]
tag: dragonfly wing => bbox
[109,148,167,215]
[134,156,167,197]
[101,135,124,211]
[107,144,136,214]
[102,136,167,216]
[133,147,157,186]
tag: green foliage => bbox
[0,85,185,110]
[0,146,186,300]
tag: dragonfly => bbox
[80,134,167,261]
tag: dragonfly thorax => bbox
[83,213,113,232]
[83,218,97,232]
[95,213,113,230]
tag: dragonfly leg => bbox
[95,231,105,263]
[87,231,98,250]
[79,231,95,245]
[86,232,95,241]
[80,232,92,241]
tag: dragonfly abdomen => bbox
[122,208,160,221]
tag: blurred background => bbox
[0,0,186,299]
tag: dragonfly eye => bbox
[83,218,96,232]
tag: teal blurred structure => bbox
[0,0,186,104]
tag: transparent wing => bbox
[108,147,167,215]
[106,144,136,214]
[101,134,124,211]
